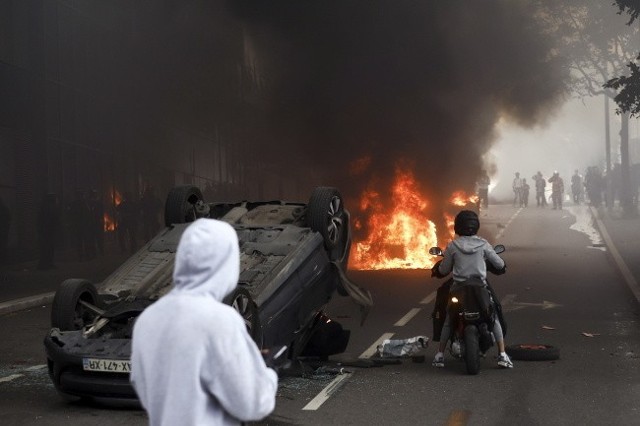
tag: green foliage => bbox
[612,0,640,25]
[605,57,640,117]
[606,0,640,116]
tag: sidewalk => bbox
[0,246,130,315]
[591,205,640,304]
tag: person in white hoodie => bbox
[431,210,512,369]
[131,218,278,425]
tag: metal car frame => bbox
[44,185,372,400]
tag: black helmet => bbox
[454,210,480,236]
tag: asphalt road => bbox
[1,203,639,425]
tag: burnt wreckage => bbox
[44,185,372,400]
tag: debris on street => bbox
[376,336,428,358]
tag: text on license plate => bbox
[83,358,131,373]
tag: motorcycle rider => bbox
[431,210,513,369]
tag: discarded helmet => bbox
[454,210,480,236]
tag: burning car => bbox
[44,185,372,400]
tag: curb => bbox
[590,206,640,305]
[0,292,55,316]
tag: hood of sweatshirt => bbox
[171,218,240,301]
[452,235,487,255]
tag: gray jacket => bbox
[437,235,505,291]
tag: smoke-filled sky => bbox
[229,0,569,206]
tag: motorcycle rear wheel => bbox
[464,325,481,375]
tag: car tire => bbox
[307,187,349,262]
[506,344,560,361]
[164,185,205,227]
[225,287,262,347]
[51,279,100,331]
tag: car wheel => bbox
[225,287,262,347]
[307,187,349,262]
[164,185,205,227]
[506,344,560,361]
[51,279,100,331]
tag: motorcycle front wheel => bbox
[464,325,481,375]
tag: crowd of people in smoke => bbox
[477,164,640,212]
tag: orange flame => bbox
[111,188,123,206]
[443,212,455,241]
[351,170,439,270]
[103,213,117,232]
[450,190,479,207]
[103,187,122,232]
[350,166,482,270]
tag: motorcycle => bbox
[429,244,507,375]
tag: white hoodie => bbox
[131,218,278,426]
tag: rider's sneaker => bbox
[497,353,514,369]
[432,353,444,368]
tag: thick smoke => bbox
[229,0,568,209]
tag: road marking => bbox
[0,374,23,383]
[24,365,46,372]
[501,294,562,312]
[302,372,353,411]
[359,332,395,359]
[515,300,562,309]
[302,333,396,412]
[495,208,521,241]
[394,308,421,326]
[420,291,436,305]
[302,292,429,411]
[590,206,640,304]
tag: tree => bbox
[604,0,640,117]
[537,0,638,216]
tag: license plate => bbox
[82,358,131,373]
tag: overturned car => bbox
[44,186,372,400]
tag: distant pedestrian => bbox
[117,192,139,254]
[476,170,490,209]
[571,170,583,204]
[548,171,564,210]
[585,166,603,207]
[512,172,523,207]
[521,179,530,207]
[37,193,61,270]
[611,163,622,208]
[532,171,547,207]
